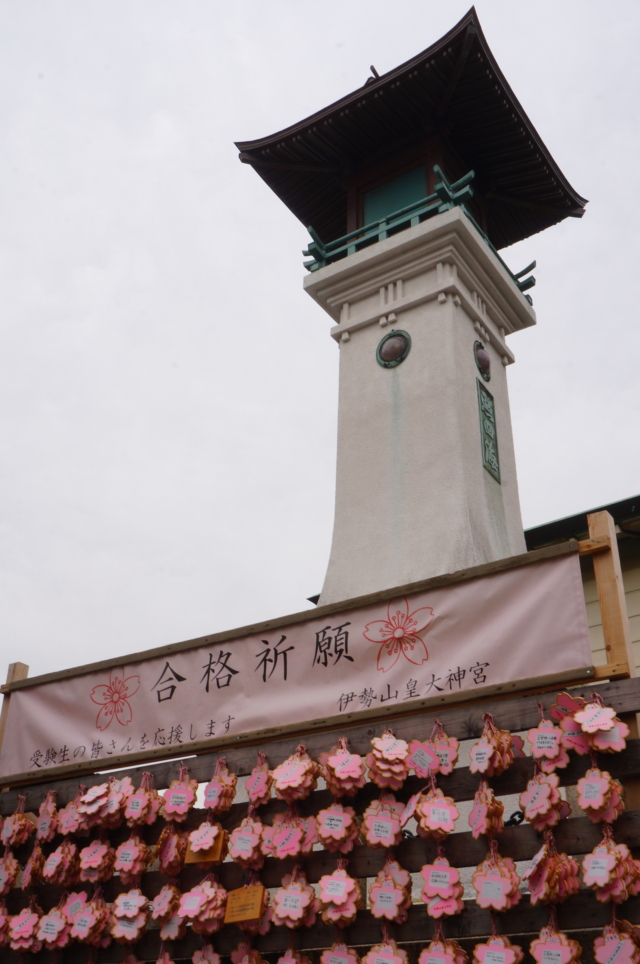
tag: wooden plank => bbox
[5,807,640,916]
[593,661,629,680]
[0,541,579,695]
[0,661,28,760]
[5,732,640,831]
[5,891,640,963]
[577,535,611,556]
[3,677,640,809]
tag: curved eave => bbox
[236,8,587,249]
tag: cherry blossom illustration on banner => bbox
[89,668,141,731]
[363,597,435,672]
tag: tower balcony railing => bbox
[302,165,535,301]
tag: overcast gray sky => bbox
[1,1,638,680]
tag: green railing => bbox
[302,165,535,301]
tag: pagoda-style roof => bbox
[236,8,587,250]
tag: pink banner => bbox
[0,554,592,779]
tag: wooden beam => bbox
[4,849,640,960]
[0,661,28,761]
[577,535,611,556]
[5,733,640,834]
[2,678,640,813]
[4,895,637,963]
[5,806,640,911]
[593,661,630,680]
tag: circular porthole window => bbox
[474,340,491,381]
[376,329,411,368]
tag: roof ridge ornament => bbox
[365,65,381,86]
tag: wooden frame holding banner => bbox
[0,510,638,962]
[0,510,635,788]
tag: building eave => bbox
[236,7,587,249]
[525,495,640,550]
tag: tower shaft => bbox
[305,208,534,605]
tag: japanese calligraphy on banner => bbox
[0,553,592,780]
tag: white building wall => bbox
[584,559,640,675]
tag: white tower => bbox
[237,10,586,605]
[305,205,533,604]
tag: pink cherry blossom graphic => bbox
[90,668,141,731]
[363,597,435,672]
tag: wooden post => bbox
[0,661,29,760]
[588,511,635,677]
[588,510,640,808]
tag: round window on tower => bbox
[474,340,491,381]
[376,329,412,368]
